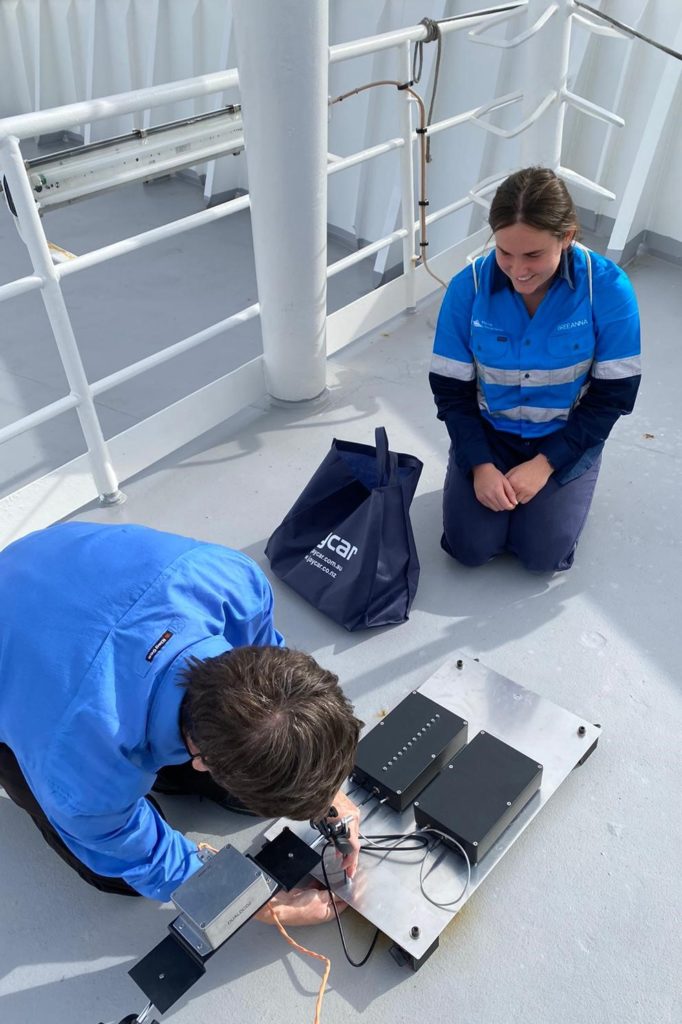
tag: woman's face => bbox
[494,221,574,300]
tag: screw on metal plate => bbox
[456,660,463,669]
[473,842,478,847]
[288,852,295,859]
[507,801,512,807]
[414,801,420,807]
[480,730,486,735]
[431,754,436,759]
[448,764,453,769]
[578,725,586,736]
[396,789,402,795]
[410,926,420,939]
[379,720,384,726]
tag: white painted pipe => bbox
[0,68,240,142]
[0,137,123,503]
[520,0,571,168]
[232,0,328,402]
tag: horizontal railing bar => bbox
[90,303,260,396]
[0,393,79,445]
[57,194,251,279]
[0,69,240,142]
[426,91,522,138]
[0,274,43,303]
[326,229,408,278]
[329,3,527,63]
[423,194,475,227]
[327,137,404,175]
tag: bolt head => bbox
[410,925,420,939]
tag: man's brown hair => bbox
[182,646,362,820]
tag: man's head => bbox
[181,646,362,821]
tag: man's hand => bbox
[255,883,347,927]
[505,454,553,504]
[326,789,361,879]
[473,462,518,511]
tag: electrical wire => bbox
[417,827,471,909]
[330,80,448,289]
[319,842,381,967]
[573,1,682,62]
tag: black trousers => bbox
[0,743,162,897]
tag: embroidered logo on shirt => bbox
[556,318,589,331]
[145,630,174,662]
[472,318,504,330]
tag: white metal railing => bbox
[0,0,630,545]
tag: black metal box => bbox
[353,692,468,812]
[413,730,543,865]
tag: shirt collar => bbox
[489,244,575,293]
[146,635,231,767]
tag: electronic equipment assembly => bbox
[352,691,468,811]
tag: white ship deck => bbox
[1,183,679,1021]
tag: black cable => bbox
[360,832,430,852]
[574,1,682,62]
[320,842,380,967]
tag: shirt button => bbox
[524,373,530,379]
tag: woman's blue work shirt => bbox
[0,521,284,901]
[430,244,641,483]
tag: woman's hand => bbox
[473,463,519,511]
[255,883,347,927]
[505,454,553,504]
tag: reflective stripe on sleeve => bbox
[591,354,641,379]
[430,353,476,381]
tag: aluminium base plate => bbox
[265,652,601,965]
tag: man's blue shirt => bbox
[0,521,284,901]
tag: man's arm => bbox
[48,797,203,901]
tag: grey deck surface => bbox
[0,174,680,1024]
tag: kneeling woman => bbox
[429,167,641,572]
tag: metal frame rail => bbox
[0,0,628,546]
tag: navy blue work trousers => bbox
[441,446,601,573]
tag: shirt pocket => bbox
[546,327,595,380]
[470,323,512,367]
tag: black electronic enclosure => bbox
[353,692,468,811]
[413,730,543,864]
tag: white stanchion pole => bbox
[0,136,124,504]
[232,0,329,402]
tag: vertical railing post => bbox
[0,136,124,503]
[398,40,417,312]
[520,0,572,169]
[232,0,328,403]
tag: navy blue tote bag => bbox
[265,427,423,631]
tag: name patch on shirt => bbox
[145,630,174,662]
[556,318,589,331]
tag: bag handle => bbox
[375,426,398,487]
